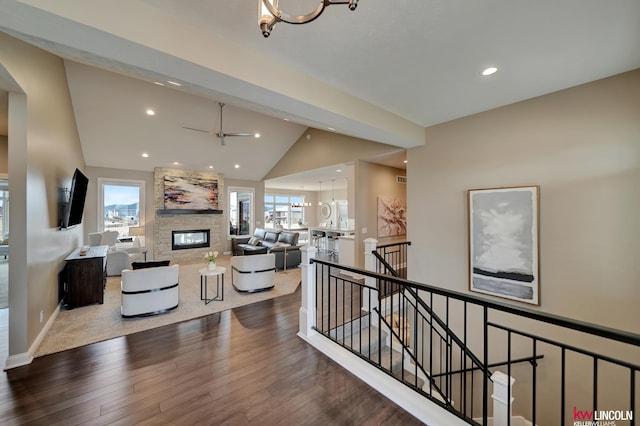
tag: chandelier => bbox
[259,0,359,38]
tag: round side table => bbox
[198,266,226,304]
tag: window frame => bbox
[228,186,255,238]
[264,193,307,230]
[97,177,145,235]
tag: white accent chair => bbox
[88,231,144,276]
[231,253,276,293]
[121,264,179,317]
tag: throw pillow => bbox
[131,260,170,270]
[248,237,260,246]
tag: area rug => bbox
[35,256,301,357]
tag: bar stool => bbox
[311,230,326,251]
[326,232,340,258]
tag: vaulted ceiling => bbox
[1,0,639,185]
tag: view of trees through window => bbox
[101,181,143,237]
[264,194,305,230]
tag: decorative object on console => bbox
[468,185,540,305]
[377,196,407,237]
[258,0,359,38]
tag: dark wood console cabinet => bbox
[64,245,108,308]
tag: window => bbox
[229,187,254,237]
[98,178,145,238]
[264,194,306,230]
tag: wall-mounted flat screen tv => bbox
[62,168,89,229]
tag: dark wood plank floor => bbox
[0,287,423,425]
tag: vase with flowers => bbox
[204,250,218,270]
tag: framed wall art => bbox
[377,196,407,237]
[163,176,219,211]
[468,185,540,305]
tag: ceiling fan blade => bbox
[223,132,256,137]
[182,126,213,134]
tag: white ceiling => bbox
[1,0,639,186]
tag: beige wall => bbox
[0,136,7,173]
[408,69,640,330]
[0,33,86,361]
[407,70,640,422]
[264,128,402,180]
[355,161,407,267]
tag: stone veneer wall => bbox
[154,167,225,263]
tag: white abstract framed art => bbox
[468,185,540,305]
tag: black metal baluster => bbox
[483,305,488,425]
[593,357,598,414]
[532,338,537,426]
[561,347,566,426]
[507,330,511,426]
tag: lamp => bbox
[128,226,145,246]
[259,0,359,38]
[318,181,323,206]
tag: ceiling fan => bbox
[183,102,260,146]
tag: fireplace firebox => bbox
[172,229,210,250]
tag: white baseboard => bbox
[3,303,61,370]
[298,332,468,426]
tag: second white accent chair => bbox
[88,230,144,276]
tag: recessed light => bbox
[141,153,149,158]
[404,160,407,164]
[172,162,181,165]
[482,67,498,76]
[328,127,335,131]
[336,169,342,173]
[208,165,214,169]
[254,133,261,138]
[166,80,182,86]
[234,164,240,169]
[283,118,290,121]
[153,82,164,86]
[146,109,155,116]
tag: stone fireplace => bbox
[153,167,225,263]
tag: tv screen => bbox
[63,168,89,228]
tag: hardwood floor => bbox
[0,288,423,425]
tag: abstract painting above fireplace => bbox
[164,176,219,210]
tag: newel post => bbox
[491,371,515,426]
[298,245,317,339]
[362,238,378,313]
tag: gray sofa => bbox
[232,228,302,270]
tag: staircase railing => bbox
[373,249,496,412]
[300,244,640,425]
